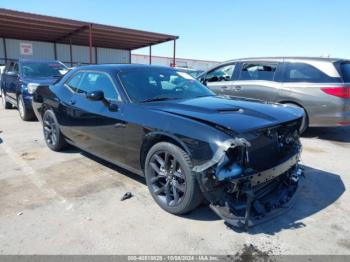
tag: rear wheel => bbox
[18,94,34,121]
[1,90,12,109]
[145,142,202,215]
[42,109,68,152]
[284,103,308,133]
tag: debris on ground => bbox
[233,244,272,262]
[120,192,133,201]
[16,212,23,216]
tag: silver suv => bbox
[200,57,350,131]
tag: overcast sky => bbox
[1,0,349,62]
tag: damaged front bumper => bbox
[193,130,303,230]
[210,159,303,229]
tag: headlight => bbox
[27,83,40,95]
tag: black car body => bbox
[1,59,68,120]
[32,64,304,229]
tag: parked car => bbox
[32,64,304,229]
[199,57,350,132]
[0,65,5,97]
[175,67,204,78]
[1,59,68,120]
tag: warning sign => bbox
[20,43,33,56]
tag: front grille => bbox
[247,121,300,172]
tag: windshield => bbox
[118,68,215,103]
[21,62,68,78]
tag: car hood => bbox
[145,96,304,134]
[22,77,60,85]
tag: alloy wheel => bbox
[43,113,58,146]
[149,151,187,207]
[1,93,5,107]
[18,97,25,118]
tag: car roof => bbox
[222,56,346,64]
[74,63,176,73]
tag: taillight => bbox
[321,87,350,98]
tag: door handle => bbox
[69,99,76,105]
[234,85,242,91]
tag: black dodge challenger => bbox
[32,64,304,229]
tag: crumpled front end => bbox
[194,119,303,230]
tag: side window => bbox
[13,63,19,74]
[6,62,15,73]
[78,72,120,101]
[239,63,277,81]
[205,64,235,83]
[66,72,84,92]
[284,62,340,83]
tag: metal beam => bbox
[2,37,7,64]
[53,42,57,60]
[69,38,73,67]
[89,23,93,64]
[172,39,176,67]
[149,45,152,64]
[54,25,89,43]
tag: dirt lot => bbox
[0,106,349,255]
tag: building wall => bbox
[0,38,130,66]
[97,47,130,64]
[5,39,55,60]
[131,54,220,71]
[0,38,4,65]
[56,43,71,64]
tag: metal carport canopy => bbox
[0,8,179,64]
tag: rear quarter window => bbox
[283,62,341,83]
[339,62,350,82]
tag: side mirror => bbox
[199,77,207,86]
[86,90,104,101]
[108,103,119,112]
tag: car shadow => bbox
[303,126,350,143]
[80,150,146,185]
[244,166,345,235]
[66,149,345,232]
[183,166,345,231]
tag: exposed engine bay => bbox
[194,120,303,230]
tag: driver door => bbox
[63,71,127,164]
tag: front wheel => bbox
[42,109,68,152]
[1,90,12,109]
[145,142,203,215]
[18,94,34,121]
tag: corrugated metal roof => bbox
[0,8,178,50]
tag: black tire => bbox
[1,90,12,109]
[18,94,34,121]
[145,142,203,215]
[42,109,68,152]
[284,103,309,134]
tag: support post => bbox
[89,23,93,64]
[3,38,7,64]
[69,38,73,67]
[53,42,57,60]
[149,45,152,64]
[129,50,132,64]
[172,39,176,67]
[95,47,98,64]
